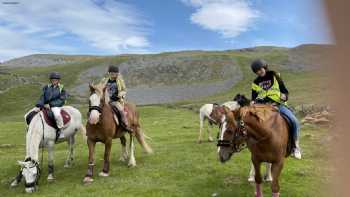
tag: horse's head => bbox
[88,82,108,125]
[17,159,40,193]
[217,107,247,163]
[210,105,226,125]
[233,93,250,107]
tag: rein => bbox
[38,113,45,171]
[217,108,270,153]
[217,119,248,153]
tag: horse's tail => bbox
[135,127,153,154]
[79,124,87,141]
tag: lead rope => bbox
[39,113,45,172]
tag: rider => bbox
[103,65,132,131]
[250,59,302,159]
[34,72,67,138]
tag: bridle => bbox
[88,105,102,114]
[23,158,41,188]
[217,118,248,153]
[88,92,103,115]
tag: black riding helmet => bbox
[250,59,268,73]
[49,72,61,79]
[108,65,119,73]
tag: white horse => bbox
[198,101,240,143]
[10,106,85,193]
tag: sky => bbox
[0,0,333,61]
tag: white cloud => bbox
[181,0,259,38]
[0,0,150,61]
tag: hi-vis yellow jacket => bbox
[251,76,287,105]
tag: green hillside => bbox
[0,44,329,120]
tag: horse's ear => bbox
[232,108,240,118]
[17,160,25,166]
[223,106,231,114]
[89,83,95,93]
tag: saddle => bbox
[42,108,71,129]
[25,108,71,129]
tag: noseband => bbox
[217,119,248,153]
[88,105,102,114]
[23,159,41,188]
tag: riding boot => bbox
[292,140,302,159]
[55,128,65,143]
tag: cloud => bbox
[181,0,259,38]
[0,0,150,61]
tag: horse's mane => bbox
[91,79,110,105]
[233,94,251,107]
[240,105,278,122]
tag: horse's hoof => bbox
[208,138,214,142]
[25,187,36,193]
[64,164,70,168]
[264,176,273,182]
[83,176,94,184]
[197,140,202,144]
[98,172,109,177]
[128,162,136,168]
[248,176,255,182]
[272,192,280,197]
[47,174,55,182]
[119,157,127,162]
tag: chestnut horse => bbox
[217,104,292,197]
[83,82,152,183]
[212,94,272,182]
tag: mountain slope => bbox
[0,44,330,120]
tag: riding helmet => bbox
[108,65,119,73]
[49,72,61,79]
[250,59,268,73]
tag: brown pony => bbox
[83,82,152,183]
[217,104,292,197]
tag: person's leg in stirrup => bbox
[51,107,65,139]
[115,102,132,132]
[279,105,301,159]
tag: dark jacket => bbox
[251,70,289,103]
[36,84,67,108]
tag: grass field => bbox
[0,106,331,197]
[0,46,331,196]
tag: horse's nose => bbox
[89,117,98,125]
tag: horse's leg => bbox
[271,162,284,197]
[207,123,214,142]
[119,135,128,162]
[198,115,204,143]
[83,138,96,183]
[99,139,112,177]
[47,140,55,181]
[64,136,75,168]
[264,163,273,182]
[10,170,23,187]
[248,162,255,182]
[128,134,136,167]
[253,159,263,197]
